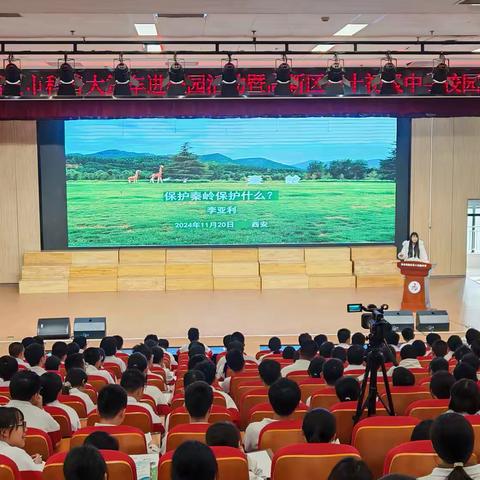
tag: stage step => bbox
[356,274,403,288]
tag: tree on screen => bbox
[306,161,325,179]
[378,146,396,180]
[163,143,206,180]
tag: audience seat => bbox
[44,405,72,438]
[0,388,10,399]
[239,389,268,429]
[165,423,209,452]
[248,402,308,424]
[384,440,440,478]
[86,375,109,392]
[297,378,326,402]
[44,450,137,480]
[309,387,339,410]
[410,368,431,383]
[71,425,147,454]
[147,376,165,391]
[352,416,420,479]
[0,454,21,480]
[159,445,249,480]
[82,385,97,403]
[330,401,388,444]
[286,371,310,384]
[171,392,227,410]
[58,394,88,419]
[465,416,480,460]
[168,405,233,430]
[258,420,305,453]
[24,428,53,460]
[235,381,264,402]
[380,386,432,415]
[102,363,121,381]
[116,352,129,362]
[271,443,361,480]
[0,396,9,405]
[230,374,263,402]
[405,398,449,420]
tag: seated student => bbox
[84,430,119,450]
[387,345,421,376]
[429,357,450,375]
[446,335,464,361]
[259,360,281,386]
[120,368,162,425]
[323,358,344,386]
[426,333,441,354]
[63,445,107,480]
[328,458,373,480]
[430,371,455,399]
[21,337,35,349]
[144,334,159,346]
[392,367,415,387]
[179,328,211,355]
[448,379,480,415]
[65,353,85,372]
[171,441,217,480]
[0,356,18,387]
[51,341,68,364]
[319,341,335,359]
[113,335,123,352]
[24,343,47,376]
[194,360,237,410]
[66,342,80,357]
[345,345,365,373]
[6,371,60,438]
[466,328,480,347]
[216,340,257,380]
[158,338,178,367]
[461,353,480,379]
[189,342,207,359]
[332,347,347,364]
[412,340,427,358]
[100,336,126,373]
[244,378,301,452]
[419,413,480,480]
[337,329,351,349]
[314,334,328,350]
[260,337,282,360]
[351,332,366,347]
[411,419,434,441]
[386,331,401,352]
[189,354,207,371]
[281,340,318,377]
[84,348,114,384]
[0,407,43,471]
[302,408,337,443]
[127,352,170,406]
[335,376,360,402]
[453,363,477,382]
[454,345,472,363]
[282,346,296,360]
[400,327,415,349]
[45,356,61,372]
[73,336,87,354]
[40,372,81,431]
[152,346,174,383]
[9,343,29,369]
[63,368,96,414]
[132,343,173,383]
[308,357,325,378]
[432,340,449,359]
[220,350,245,394]
[298,333,313,347]
[185,381,213,424]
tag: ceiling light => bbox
[214,54,241,97]
[56,55,83,97]
[145,44,162,53]
[273,54,294,96]
[472,48,480,52]
[333,23,368,36]
[163,54,190,97]
[319,53,351,92]
[312,44,334,53]
[134,23,158,36]
[1,54,22,97]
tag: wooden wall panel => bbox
[0,121,40,283]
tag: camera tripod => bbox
[353,344,395,423]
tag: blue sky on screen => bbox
[65,117,396,164]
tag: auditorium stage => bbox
[0,276,478,354]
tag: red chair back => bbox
[297,378,326,402]
[24,428,53,459]
[272,443,361,480]
[352,416,420,479]
[405,398,450,420]
[310,387,339,410]
[165,423,209,452]
[58,394,88,418]
[86,406,155,434]
[248,402,308,425]
[102,363,121,381]
[286,371,310,384]
[380,386,432,415]
[0,454,20,480]
[169,405,233,430]
[86,375,109,392]
[258,420,305,453]
[44,405,72,438]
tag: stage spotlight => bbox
[0,55,22,97]
[213,54,244,97]
[111,54,139,97]
[428,53,453,95]
[371,52,403,95]
[319,53,351,94]
[163,54,191,97]
[56,55,83,96]
[267,54,297,96]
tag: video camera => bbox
[347,303,392,348]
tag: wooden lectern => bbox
[397,261,432,311]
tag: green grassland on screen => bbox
[66,180,396,247]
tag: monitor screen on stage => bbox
[59,116,400,248]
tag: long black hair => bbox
[408,232,420,259]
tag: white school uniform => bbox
[244,418,275,452]
[6,400,59,433]
[387,358,422,376]
[216,354,258,380]
[104,355,126,373]
[85,364,115,384]
[0,441,43,471]
[29,366,46,376]
[14,358,30,369]
[70,388,96,414]
[127,396,162,425]
[280,359,311,377]
[419,465,480,480]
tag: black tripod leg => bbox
[353,365,371,424]
[379,360,395,416]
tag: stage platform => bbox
[0,276,478,355]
